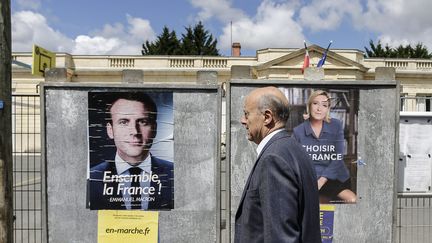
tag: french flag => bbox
[302,41,310,74]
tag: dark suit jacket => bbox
[234,130,321,243]
[89,156,174,210]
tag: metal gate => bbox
[12,94,43,243]
[396,195,432,243]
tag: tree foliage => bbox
[142,22,220,56]
[365,40,432,58]
[180,22,219,55]
[142,26,180,55]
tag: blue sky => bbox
[11,0,432,56]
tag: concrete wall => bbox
[42,84,221,243]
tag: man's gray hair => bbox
[257,94,290,123]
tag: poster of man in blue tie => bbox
[87,91,174,210]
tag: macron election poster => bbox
[87,91,174,210]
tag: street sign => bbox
[32,44,56,76]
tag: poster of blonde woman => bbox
[281,87,358,204]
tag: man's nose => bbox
[240,116,246,125]
[130,122,141,134]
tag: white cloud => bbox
[73,15,155,55]
[12,11,156,55]
[72,36,122,54]
[189,0,247,23]
[12,11,74,53]
[298,0,362,32]
[189,0,305,54]
[126,15,156,42]
[359,0,432,48]
[75,14,156,55]
[296,0,432,50]
[79,15,156,55]
[230,1,305,49]
[93,22,125,39]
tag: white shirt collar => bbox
[115,153,152,175]
[256,129,284,157]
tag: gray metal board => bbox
[227,81,398,243]
[334,88,397,242]
[42,84,221,243]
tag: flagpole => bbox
[325,40,332,51]
[317,40,333,68]
[326,41,333,51]
[230,21,233,56]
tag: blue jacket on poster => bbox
[293,118,350,182]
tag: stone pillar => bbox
[197,71,218,85]
[231,65,253,79]
[122,69,143,83]
[45,68,73,82]
[375,67,396,81]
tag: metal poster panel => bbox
[230,81,397,242]
[279,87,359,204]
[399,115,432,192]
[87,91,174,210]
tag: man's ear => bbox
[263,109,273,125]
[107,123,114,139]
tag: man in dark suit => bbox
[235,87,321,243]
[89,92,173,210]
